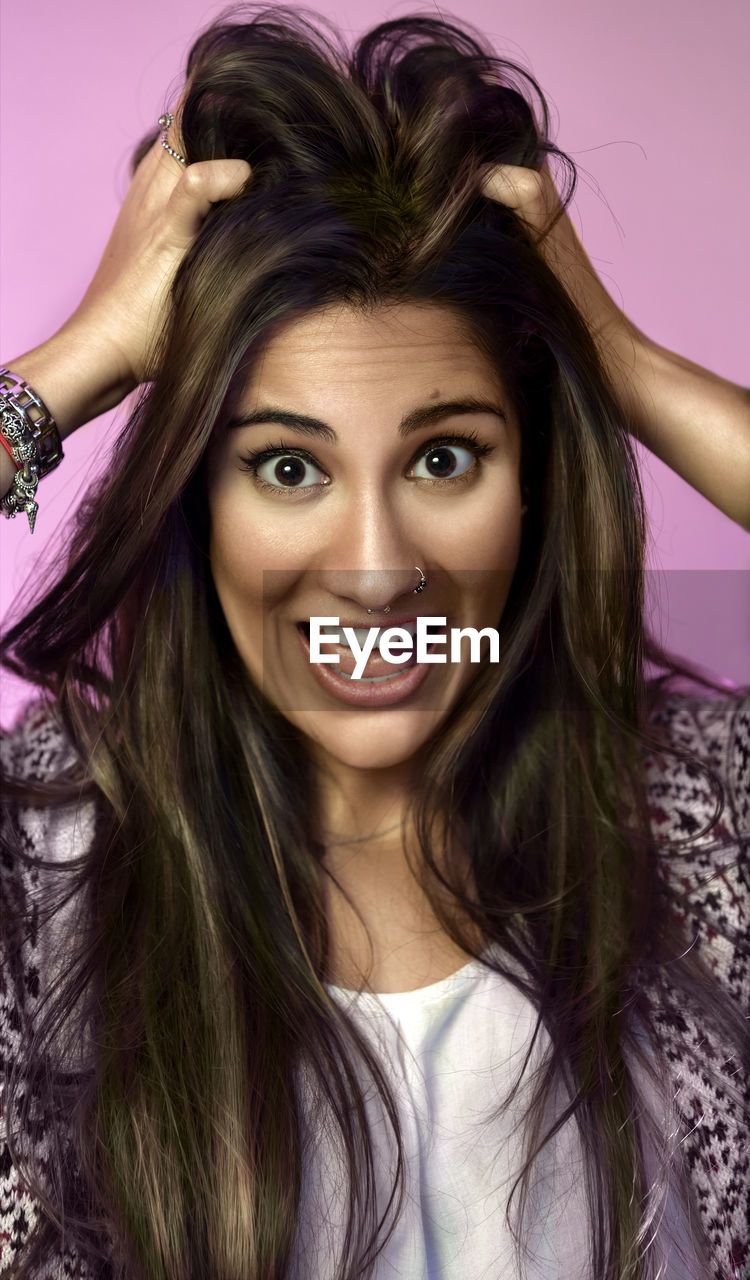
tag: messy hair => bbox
[1,7,747,1278]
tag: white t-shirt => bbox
[290,948,708,1279]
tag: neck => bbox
[310,750,423,855]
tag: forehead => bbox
[242,301,506,400]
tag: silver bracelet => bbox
[0,368,64,534]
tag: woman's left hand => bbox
[480,163,632,350]
[481,163,750,531]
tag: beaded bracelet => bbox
[0,368,64,533]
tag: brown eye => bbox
[426,447,458,477]
[412,444,475,480]
[273,457,306,486]
[254,453,326,489]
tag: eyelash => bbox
[237,431,495,497]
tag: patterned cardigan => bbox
[1,691,749,1279]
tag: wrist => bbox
[7,322,136,441]
[0,367,64,530]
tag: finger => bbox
[480,164,548,213]
[481,164,569,257]
[165,160,253,240]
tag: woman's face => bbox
[205,302,523,773]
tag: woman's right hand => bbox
[4,114,251,444]
[70,127,252,392]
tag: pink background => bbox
[2,0,749,722]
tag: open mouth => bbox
[293,618,449,708]
[296,620,440,682]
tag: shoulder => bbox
[1,698,96,877]
[643,688,749,940]
[644,684,749,837]
[0,696,77,782]
[641,686,749,1000]
[640,689,750,1278]
[640,681,750,1017]
[0,703,94,1276]
[0,696,96,1043]
[0,694,85,1030]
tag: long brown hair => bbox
[1,7,748,1278]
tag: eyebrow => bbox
[225,397,508,442]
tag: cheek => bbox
[209,505,262,605]
[207,492,306,685]
[207,470,297,596]
[208,529,262,675]
[434,496,523,573]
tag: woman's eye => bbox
[411,443,477,481]
[253,453,326,489]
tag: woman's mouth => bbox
[295,620,444,707]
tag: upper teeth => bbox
[336,622,418,648]
[347,628,376,648]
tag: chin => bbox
[294,708,439,773]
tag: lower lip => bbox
[297,625,441,707]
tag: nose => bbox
[316,492,428,613]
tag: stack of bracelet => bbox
[0,367,64,534]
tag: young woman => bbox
[1,9,748,1280]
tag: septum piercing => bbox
[367,566,426,614]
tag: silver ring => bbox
[158,113,187,166]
